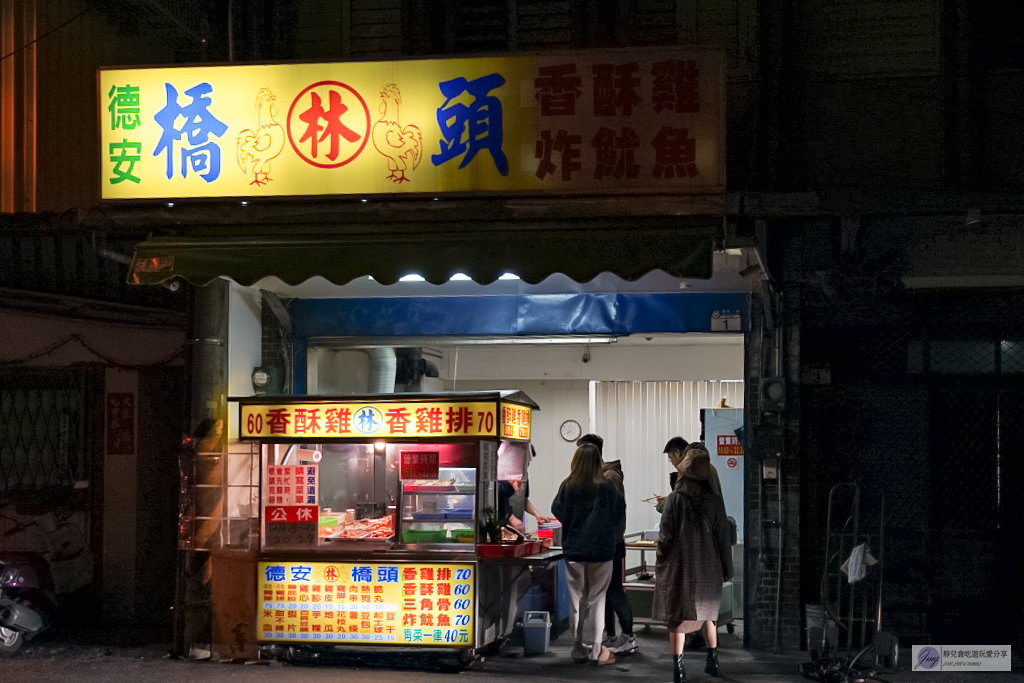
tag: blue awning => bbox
[294,292,748,338]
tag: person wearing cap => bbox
[653,443,734,681]
[656,438,722,512]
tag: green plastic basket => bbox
[402,529,447,543]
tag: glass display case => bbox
[396,443,479,548]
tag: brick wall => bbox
[744,287,803,652]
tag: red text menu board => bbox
[400,451,440,480]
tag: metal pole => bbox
[822,486,835,656]
[772,458,783,652]
[847,484,861,659]
[227,0,234,62]
[182,278,229,654]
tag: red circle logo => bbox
[287,81,371,169]
[323,565,340,582]
[726,457,739,470]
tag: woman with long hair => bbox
[551,442,625,666]
[653,443,733,681]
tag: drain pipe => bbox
[91,232,132,264]
[769,458,784,653]
[366,348,397,393]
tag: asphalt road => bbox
[2,625,1020,683]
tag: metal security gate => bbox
[801,315,1024,650]
[0,369,90,496]
[930,384,1024,644]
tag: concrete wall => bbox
[0,309,184,367]
[441,340,743,382]
[227,285,263,442]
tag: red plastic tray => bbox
[477,542,526,558]
[523,540,544,555]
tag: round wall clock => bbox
[560,419,582,442]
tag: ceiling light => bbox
[399,274,426,282]
[436,336,618,345]
[449,273,472,281]
[498,272,520,280]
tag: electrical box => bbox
[762,458,778,480]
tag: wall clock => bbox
[560,419,582,442]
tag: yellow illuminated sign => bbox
[240,401,498,439]
[99,48,723,199]
[500,403,531,441]
[257,561,475,646]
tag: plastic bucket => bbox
[522,610,551,655]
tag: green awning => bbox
[129,217,714,287]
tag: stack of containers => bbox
[537,520,562,546]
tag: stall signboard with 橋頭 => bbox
[258,562,475,646]
[99,48,724,199]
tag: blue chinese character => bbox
[351,566,373,582]
[377,566,399,583]
[306,496,316,504]
[153,82,228,183]
[307,466,316,474]
[264,565,286,582]
[356,407,381,433]
[431,73,508,176]
[290,565,312,582]
[307,476,316,485]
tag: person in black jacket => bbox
[578,433,639,655]
[551,442,626,666]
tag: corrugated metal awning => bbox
[128,217,715,286]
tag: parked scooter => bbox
[0,506,92,656]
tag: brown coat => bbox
[652,451,733,627]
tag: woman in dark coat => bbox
[653,444,733,681]
[551,442,626,666]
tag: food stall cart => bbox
[233,391,560,662]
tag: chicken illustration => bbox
[372,84,423,183]
[236,87,286,186]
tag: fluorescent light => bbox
[449,273,472,281]
[399,274,426,282]
[432,336,618,345]
[498,272,520,280]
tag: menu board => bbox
[257,562,475,646]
